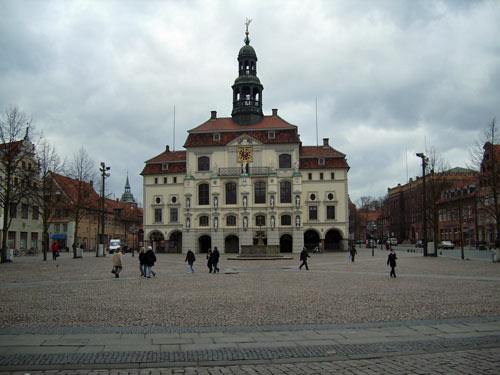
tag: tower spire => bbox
[231,19,264,126]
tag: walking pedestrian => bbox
[212,246,220,273]
[51,242,59,260]
[206,249,213,273]
[387,248,397,278]
[299,247,310,270]
[112,248,123,278]
[145,246,157,278]
[350,245,357,262]
[138,246,147,277]
[185,249,196,274]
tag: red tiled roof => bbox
[141,162,186,176]
[300,146,346,158]
[145,150,186,163]
[300,157,349,169]
[50,171,100,209]
[184,129,300,147]
[189,115,297,133]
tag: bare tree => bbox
[32,140,65,261]
[470,118,500,247]
[66,147,96,258]
[423,146,452,256]
[0,106,38,263]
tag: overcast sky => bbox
[1,0,499,206]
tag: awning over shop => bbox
[51,234,67,239]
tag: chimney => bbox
[210,110,217,120]
[323,138,329,147]
[166,145,170,152]
[272,108,278,117]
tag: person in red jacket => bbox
[51,242,59,260]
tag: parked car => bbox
[438,241,455,249]
[108,239,121,254]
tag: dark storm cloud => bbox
[0,0,499,205]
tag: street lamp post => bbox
[416,153,428,257]
[99,162,110,257]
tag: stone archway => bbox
[224,235,239,253]
[198,235,211,253]
[303,230,320,250]
[280,234,293,253]
[325,229,343,251]
[167,231,182,253]
[148,231,165,253]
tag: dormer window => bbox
[213,133,221,141]
[162,163,169,170]
[318,158,325,166]
[268,131,275,139]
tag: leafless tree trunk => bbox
[67,147,96,259]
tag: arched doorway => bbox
[167,231,182,253]
[280,234,293,253]
[225,235,239,253]
[304,230,320,250]
[324,229,343,251]
[149,231,165,253]
[198,235,211,253]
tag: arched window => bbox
[281,215,291,226]
[225,182,237,204]
[280,181,291,203]
[198,183,209,205]
[199,216,209,226]
[254,181,266,204]
[279,154,291,168]
[198,156,210,171]
[256,215,266,226]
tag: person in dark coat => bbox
[185,249,196,274]
[299,247,310,270]
[145,246,157,278]
[350,245,357,262]
[387,249,397,278]
[138,246,147,277]
[206,249,213,273]
[212,246,220,273]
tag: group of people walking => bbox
[111,245,398,279]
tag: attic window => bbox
[268,131,276,139]
[318,158,325,166]
[162,163,169,170]
[213,133,221,141]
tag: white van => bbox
[109,239,121,254]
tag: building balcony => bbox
[218,166,273,177]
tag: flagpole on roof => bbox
[173,105,176,152]
[315,98,318,147]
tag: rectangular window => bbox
[227,216,236,226]
[21,204,29,219]
[281,215,291,226]
[32,206,39,220]
[320,173,323,180]
[318,158,325,166]
[331,172,334,180]
[213,133,220,141]
[154,208,162,223]
[254,182,266,204]
[309,206,318,220]
[20,232,28,249]
[8,231,16,249]
[308,173,312,180]
[268,131,275,139]
[199,184,209,205]
[226,183,237,204]
[63,223,68,232]
[327,206,335,220]
[173,177,177,183]
[162,163,169,170]
[55,223,60,232]
[10,204,17,218]
[154,178,158,184]
[170,208,178,223]
[164,177,168,184]
[200,216,209,226]
[30,232,38,249]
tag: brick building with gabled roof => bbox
[141,27,350,254]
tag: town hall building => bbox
[141,27,350,254]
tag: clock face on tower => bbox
[237,147,253,162]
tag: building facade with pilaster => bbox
[141,28,350,254]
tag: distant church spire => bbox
[120,174,136,203]
[231,19,264,126]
